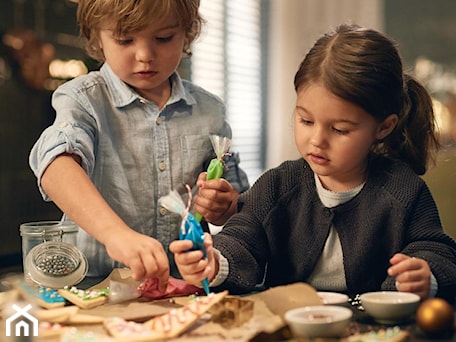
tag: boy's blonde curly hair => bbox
[77,0,204,61]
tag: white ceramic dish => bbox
[359,291,420,324]
[284,305,353,338]
[318,292,349,305]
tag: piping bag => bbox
[159,186,210,295]
[194,135,231,222]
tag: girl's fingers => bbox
[169,240,194,253]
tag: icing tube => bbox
[195,135,231,222]
[180,213,210,295]
[159,188,211,295]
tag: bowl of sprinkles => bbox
[25,241,88,288]
[284,305,353,338]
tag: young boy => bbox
[29,0,249,291]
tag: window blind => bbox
[191,0,266,184]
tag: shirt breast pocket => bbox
[179,135,212,185]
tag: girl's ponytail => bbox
[382,74,440,175]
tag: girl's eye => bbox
[156,35,174,43]
[298,117,313,125]
[333,127,349,135]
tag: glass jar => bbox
[24,241,88,288]
[19,221,81,284]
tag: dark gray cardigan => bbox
[213,157,456,301]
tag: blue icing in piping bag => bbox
[159,186,210,295]
[180,214,210,294]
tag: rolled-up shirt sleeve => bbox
[29,92,97,201]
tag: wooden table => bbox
[2,276,455,341]
[252,298,456,341]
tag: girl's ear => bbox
[376,114,399,140]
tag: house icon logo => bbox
[5,304,38,337]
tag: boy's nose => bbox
[136,45,155,63]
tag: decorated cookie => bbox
[38,322,70,338]
[61,327,116,342]
[58,286,109,309]
[104,317,163,342]
[33,305,79,323]
[17,283,66,309]
[344,327,410,342]
[32,305,103,325]
[104,291,228,341]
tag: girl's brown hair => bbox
[77,0,203,61]
[294,24,440,175]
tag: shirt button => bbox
[156,117,162,125]
[59,122,68,128]
[139,98,146,104]
[159,207,168,216]
[159,162,166,171]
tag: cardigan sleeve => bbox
[212,171,274,294]
[389,182,456,301]
[212,159,317,294]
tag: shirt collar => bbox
[101,63,196,108]
[168,72,197,106]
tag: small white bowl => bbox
[284,305,353,338]
[360,291,420,324]
[318,291,349,305]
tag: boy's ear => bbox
[376,114,399,140]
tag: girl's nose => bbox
[311,126,327,147]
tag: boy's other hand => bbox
[194,172,239,225]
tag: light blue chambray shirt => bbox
[29,63,249,278]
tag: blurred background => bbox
[1,0,455,274]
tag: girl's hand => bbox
[169,233,218,286]
[387,253,431,300]
[103,229,169,292]
[194,172,239,225]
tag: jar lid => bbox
[20,221,78,237]
[24,241,88,288]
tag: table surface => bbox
[252,299,456,341]
[79,277,456,342]
[2,276,455,341]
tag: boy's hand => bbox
[170,233,217,286]
[387,253,431,300]
[104,229,169,292]
[194,172,239,225]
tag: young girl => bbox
[29,0,249,290]
[171,24,456,301]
